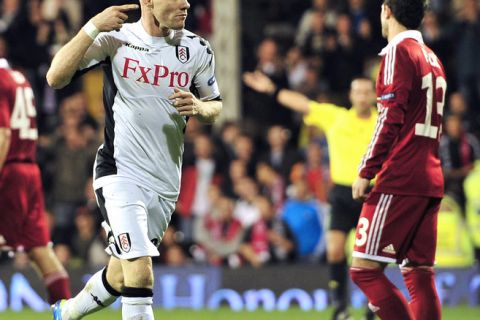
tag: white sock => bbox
[122,296,154,320]
[63,268,119,319]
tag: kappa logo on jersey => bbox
[118,233,131,253]
[121,57,190,88]
[124,42,149,52]
[176,46,190,63]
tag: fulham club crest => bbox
[176,45,190,63]
[118,233,131,253]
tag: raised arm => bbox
[46,4,139,89]
[243,71,311,114]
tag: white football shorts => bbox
[94,181,175,260]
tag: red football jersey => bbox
[0,59,38,163]
[359,31,446,198]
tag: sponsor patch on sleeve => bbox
[378,92,396,101]
[208,76,216,86]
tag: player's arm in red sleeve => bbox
[354,46,413,196]
[0,80,12,171]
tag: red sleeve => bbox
[0,73,11,128]
[359,45,414,179]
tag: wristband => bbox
[83,21,100,40]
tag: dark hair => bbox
[384,0,427,30]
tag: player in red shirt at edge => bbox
[0,58,71,304]
[350,1,446,319]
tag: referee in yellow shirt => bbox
[244,71,377,320]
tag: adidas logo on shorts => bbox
[382,244,396,254]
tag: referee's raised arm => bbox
[243,71,311,115]
[46,4,139,89]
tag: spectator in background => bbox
[0,0,20,33]
[449,0,480,120]
[440,113,480,212]
[285,47,308,91]
[42,0,82,32]
[347,0,367,34]
[156,226,188,267]
[233,133,256,177]
[357,16,378,58]
[182,117,206,166]
[4,0,50,100]
[71,208,109,269]
[233,177,261,228]
[421,11,450,63]
[221,159,248,199]
[290,142,331,204]
[176,134,222,243]
[324,13,364,98]
[282,180,324,261]
[448,92,473,133]
[68,177,107,268]
[215,121,240,169]
[240,196,295,267]
[296,0,337,47]
[300,9,333,60]
[243,38,292,134]
[194,196,244,267]
[299,63,328,99]
[260,125,300,182]
[40,95,98,245]
[256,162,285,214]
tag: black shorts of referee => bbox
[328,184,366,233]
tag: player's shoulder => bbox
[0,68,14,91]
[172,29,213,54]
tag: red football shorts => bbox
[352,192,441,266]
[0,163,50,251]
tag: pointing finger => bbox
[116,4,140,12]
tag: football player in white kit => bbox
[47,1,222,319]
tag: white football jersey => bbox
[79,21,220,201]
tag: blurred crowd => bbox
[1,0,480,269]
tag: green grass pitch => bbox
[2,307,479,320]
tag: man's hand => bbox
[243,71,276,94]
[352,177,371,201]
[169,88,201,117]
[91,4,139,32]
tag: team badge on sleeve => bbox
[118,233,131,253]
[176,46,190,63]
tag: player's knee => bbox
[401,265,436,289]
[122,257,154,288]
[106,266,124,292]
[349,267,383,287]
